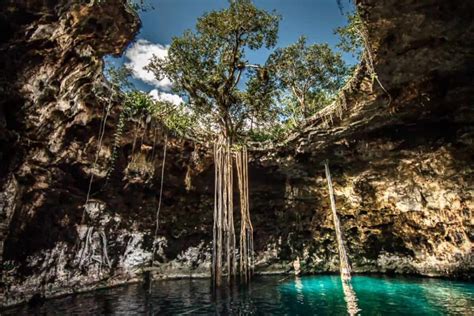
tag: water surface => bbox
[3,275,473,315]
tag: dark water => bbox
[3,275,474,315]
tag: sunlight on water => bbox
[342,279,360,315]
[3,275,473,315]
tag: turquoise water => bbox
[3,275,473,315]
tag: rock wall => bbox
[251,0,474,277]
[0,0,472,308]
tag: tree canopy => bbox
[107,0,363,144]
[268,36,349,119]
[146,0,280,141]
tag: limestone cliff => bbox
[0,0,472,307]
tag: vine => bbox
[150,134,167,272]
[105,110,126,185]
[336,10,392,108]
[81,101,111,224]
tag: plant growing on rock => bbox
[335,11,392,106]
[334,12,364,61]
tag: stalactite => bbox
[100,231,111,269]
[77,226,111,274]
[236,146,253,283]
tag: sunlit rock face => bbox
[252,131,473,279]
[253,0,473,278]
[0,0,472,308]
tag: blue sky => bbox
[107,0,355,104]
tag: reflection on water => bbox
[295,277,305,304]
[2,275,473,315]
[342,279,361,315]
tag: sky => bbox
[106,0,355,105]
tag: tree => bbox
[268,36,349,119]
[147,0,280,287]
[146,0,280,141]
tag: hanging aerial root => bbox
[82,102,111,224]
[150,134,168,268]
[77,226,111,274]
[212,136,236,288]
[146,133,168,293]
[356,19,392,108]
[236,146,253,283]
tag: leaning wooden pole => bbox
[324,160,351,281]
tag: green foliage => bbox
[247,124,286,143]
[334,12,364,60]
[160,105,194,137]
[123,91,155,117]
[268,36,349,118]
[104,60,194,161]
[106,110,126,182]
[105,64,133,92]
[146,0,281,140]
[104,63,195,179]
[102,1,359,146]
[122,91,194,137]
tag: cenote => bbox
[3,275,474,315]
[1,0,473,313]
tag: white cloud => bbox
[124,39,172,90]
[149,89,184,106]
